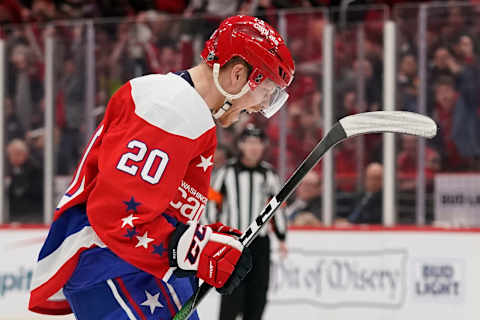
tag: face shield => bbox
[250,78,289,119]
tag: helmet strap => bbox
[212,101,232,119]
[212,63,250,101]
[211,63,251,119]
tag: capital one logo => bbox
[170,181,208,221]
[0,268,33,298]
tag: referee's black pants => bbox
[219,236,270,320]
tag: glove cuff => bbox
[168,222,189,268]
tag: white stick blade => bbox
[338,111,437,138]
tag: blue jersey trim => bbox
[65,247,141,290]
[38,205,90,260]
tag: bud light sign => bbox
[412,259,464,302]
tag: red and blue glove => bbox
[168,221,252,295]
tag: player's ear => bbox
[230,63,248,90]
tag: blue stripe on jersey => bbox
[167,274,200,312]
[173,70,194,88]
[66,247,140,290]
[64,270,200,319]
[38,205,90,260]
[63,279,129,319]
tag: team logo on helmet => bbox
[255,73,263,83]
[207,51,216,61]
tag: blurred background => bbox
[0,0,479,319]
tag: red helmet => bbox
[201,15,294,90]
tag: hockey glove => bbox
[207,222,242,237]
[168,221,252,295]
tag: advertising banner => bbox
[0,227,479,319]
[0,228,73,319]
[435,174,480,227]
[267,229,479,320]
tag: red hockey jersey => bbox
[29,72,217,314]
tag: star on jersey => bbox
[135,232,154,249]
[153,243,166,257]
[196,155,213,172]
[123,227,138,239]
[140,290,163,314]
[123,196,141,212]
[121,214,139,228]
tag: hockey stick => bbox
[173,111,436,320]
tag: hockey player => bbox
[28,15,294,320]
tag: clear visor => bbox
[251,79,289,118]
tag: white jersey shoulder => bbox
[130,73,215,140]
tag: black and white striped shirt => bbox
[204,159,287,240]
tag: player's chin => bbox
[217,110,241,128]
[217,114,238,128]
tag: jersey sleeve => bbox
[86,81,215,279]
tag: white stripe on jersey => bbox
[130,73,215,140]
[165,283,183,310]
[106,279,137,320]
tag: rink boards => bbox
[0,225,479,319]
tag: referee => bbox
[206,124,287,320]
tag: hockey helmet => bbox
[201,15,295,118]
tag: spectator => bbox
[7,41,43,132]
[213,143,232,170]
[267,89,322,175]
[24,127,46,166]
[4,97,25,142]
[291,14,324,76]
[440,5,468,43]
[288,171,323,224]
[6,139,43,223]
[429,45,461,81]
[431,76,472,170]
[338,58,382,113]
[0,0,27,24]
[337,162,383,225]
[337,89,359,118]
[397,52,418,112]
[57,43,86,174]
[291,212,322,226]
[185,0,241,17]
[107,22,147,84]
[334,137,358,192]
[450,34,480,160]
[95,0,135,18]
[397,134,441,191]
[453,33,477,66]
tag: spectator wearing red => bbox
[0,0,26,24]
[334,137,358,192]
[267,76,322,175]
[397,134,441,191]
[432,76,471,170]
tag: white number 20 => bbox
[116,140,169,185]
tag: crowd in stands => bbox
[2,0,480,226]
